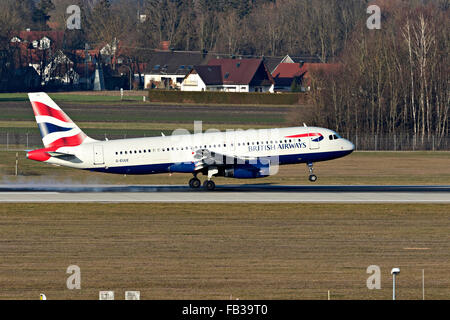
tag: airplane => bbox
[26,92,355,190]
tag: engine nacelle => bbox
[169,162,195,173]
[224,162,273,179]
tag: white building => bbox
[181,58,274,93]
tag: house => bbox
[264,54,321,73]
[181,58,275,93]
[180,65,222,91]
[271,62,306,92]
[296,63,341,91]
[9,30,66,85]
[271,62,341,92]
[10,30,64,51]
[143,50,212,89]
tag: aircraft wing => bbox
[193,149,257,171]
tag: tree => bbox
[33,0,55,30]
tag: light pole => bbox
[391,268,400,300]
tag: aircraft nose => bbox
[346,139,355,152]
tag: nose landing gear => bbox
[307,162,318,182]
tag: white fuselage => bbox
[43,126,354,177]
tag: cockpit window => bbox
[329,133,342,140]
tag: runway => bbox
[0,184,449,203]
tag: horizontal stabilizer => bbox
[46,151,77,160]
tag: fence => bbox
[0,132,448,151]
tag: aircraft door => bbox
[309,133,320,150]
[93,144,105,165]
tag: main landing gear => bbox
[203,180,216,191]
[307,162,318,182]
[189,168,218,191]
[189,176,201,189]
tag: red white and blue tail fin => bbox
[28,92,96,148]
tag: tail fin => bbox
[28,92,96,148]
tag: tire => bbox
[203,180,216,191]
[189,178,201,189]
[309,174,318,182]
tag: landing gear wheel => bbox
[189,177,201,189]
[309,174,318,182]
[203,180,216,191]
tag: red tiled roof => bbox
[298,63,342,86]
[299,63,341,78]
[207,58,266,85]
[272,63,305,79]
[16,30,64,47]
[73,49,101,60]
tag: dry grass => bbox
[0,203,448,300]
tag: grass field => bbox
[0,92,295,140]
[0,92,448,301]
[0,92,301,107]
[0,91,148,102]
[1,151,449,186]
[0,203,448,300]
